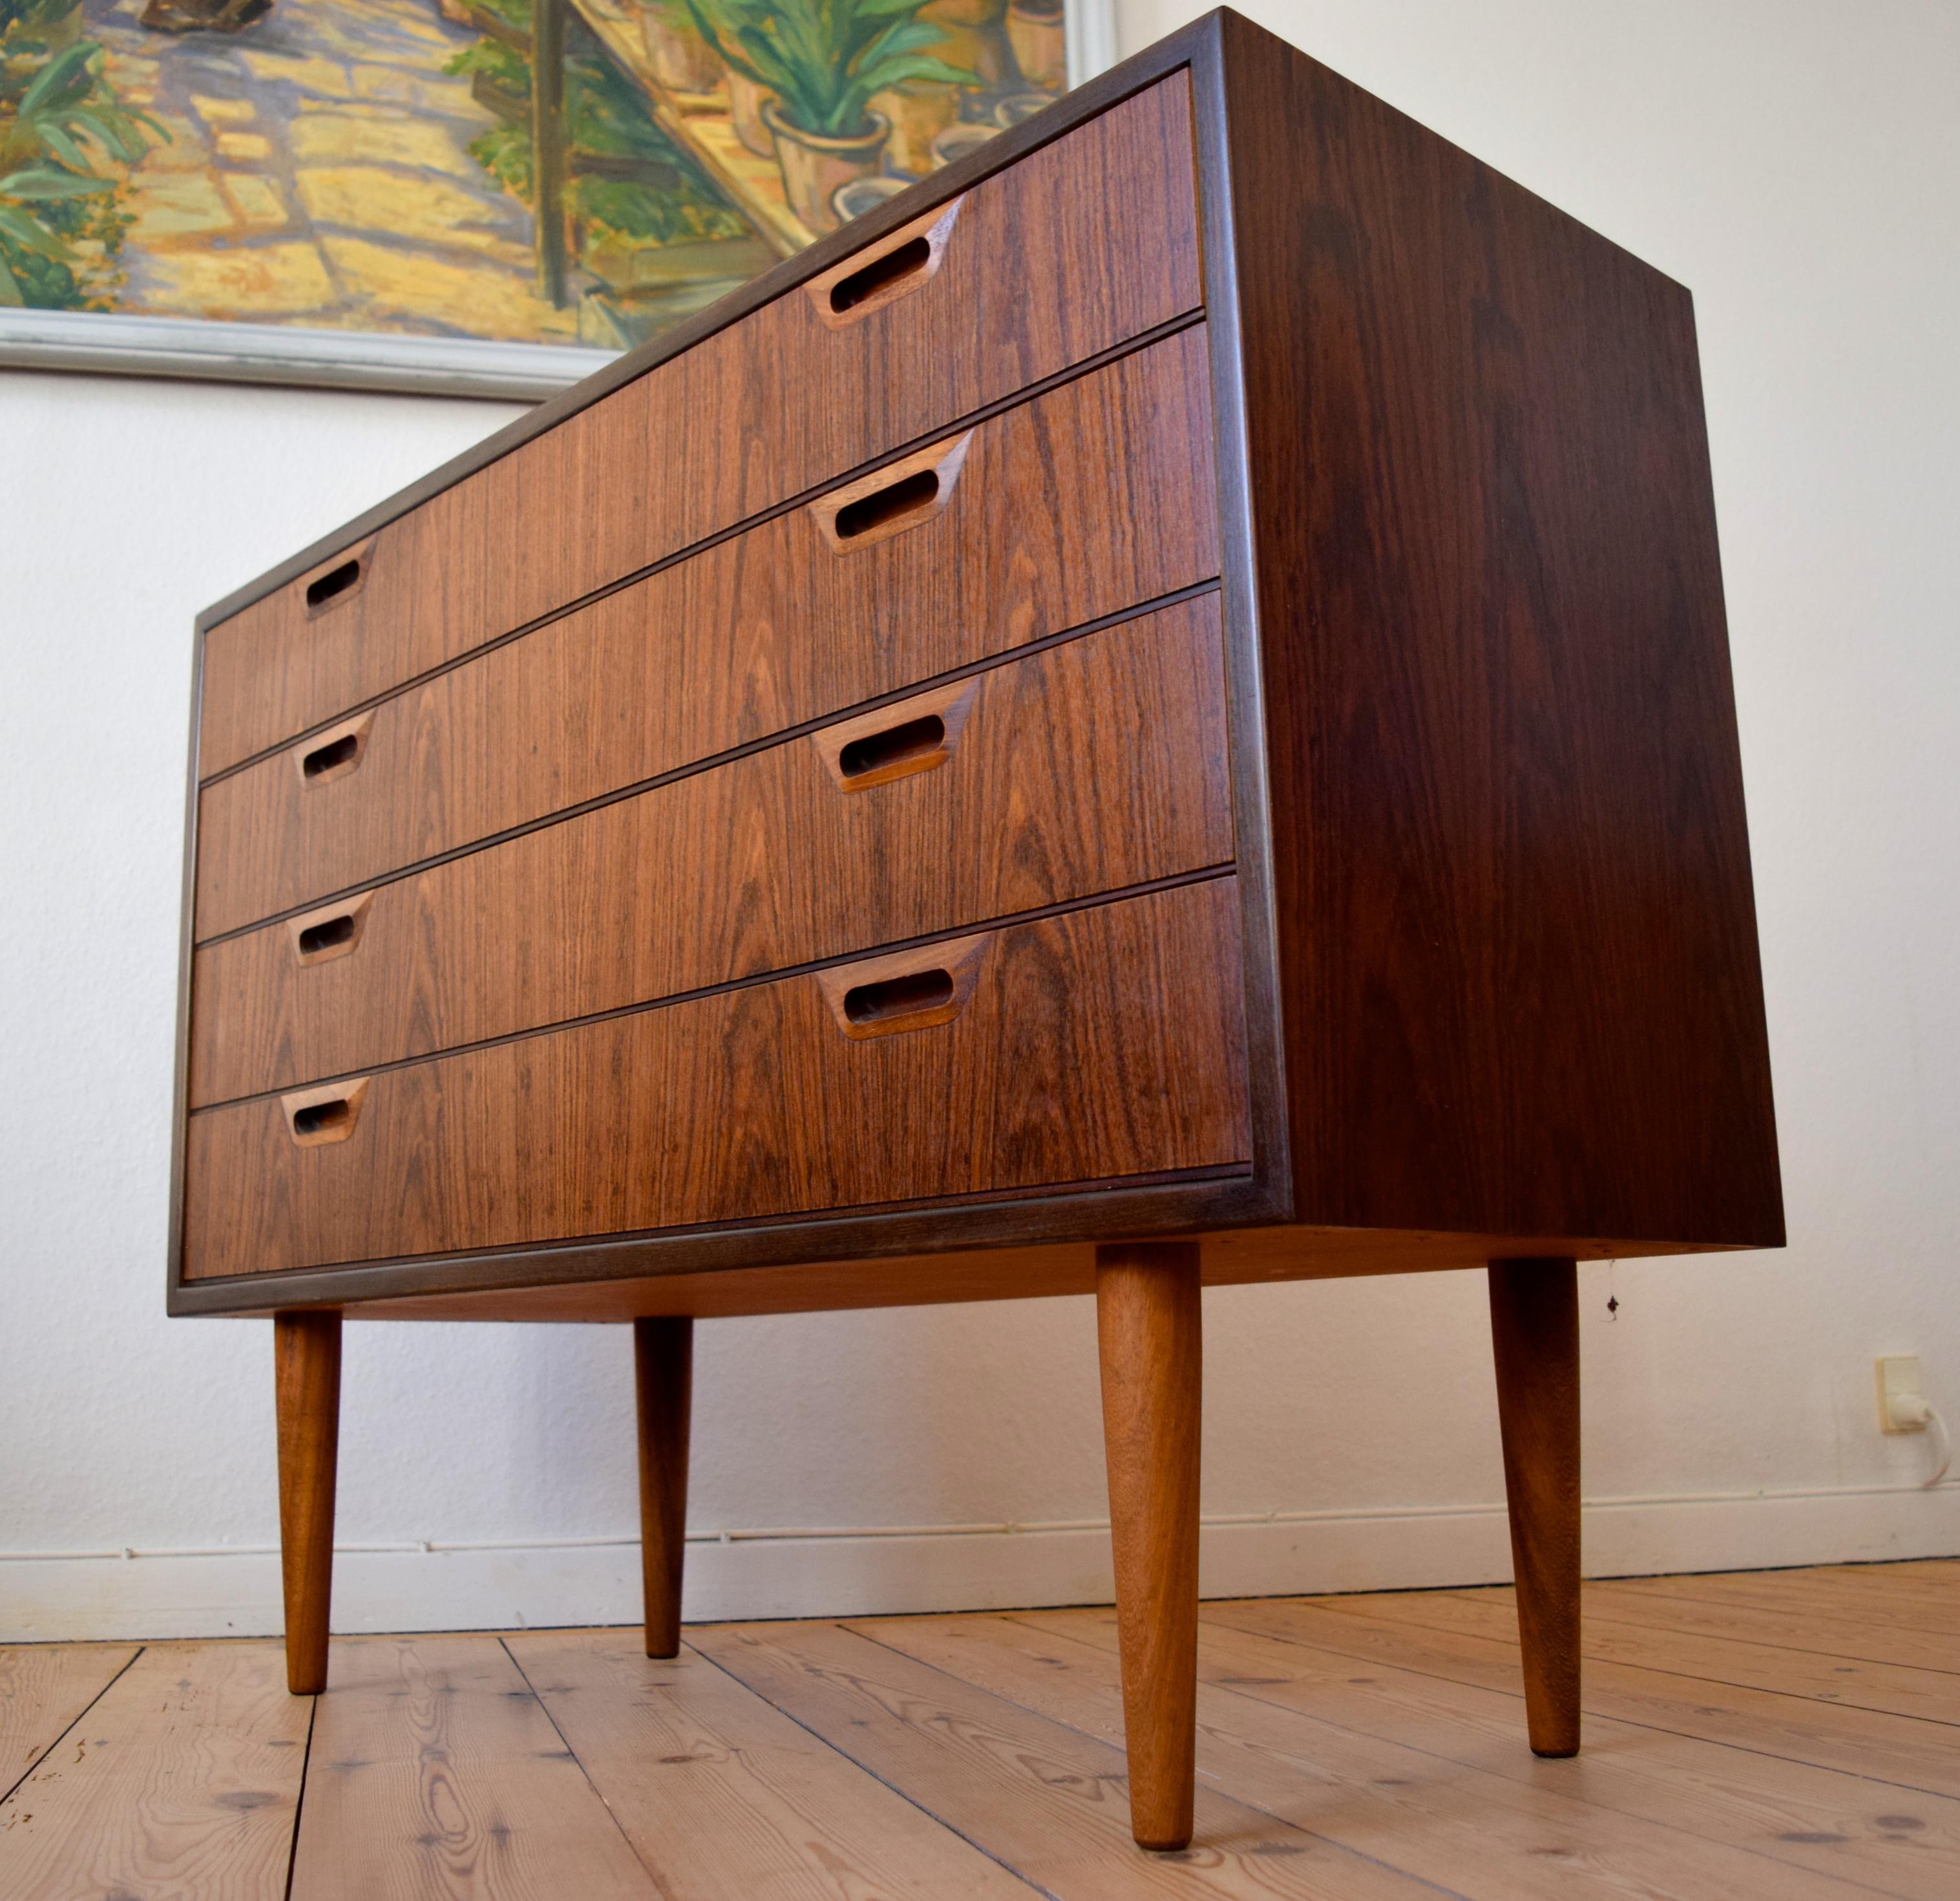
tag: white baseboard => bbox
[5,1482,1955,1642]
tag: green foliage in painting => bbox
[0,16,165,307]
[447,35,531,107]
[452,22,746,252]
[688,0,973,140]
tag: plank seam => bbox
[1197,1602,1960,1803]
[0,1643,145,1810]
[682,1631,1062,1901]
[498,1635,671,1896]
[282,1690,317,1901]
[1331,1597,1960,1735]
[833,1620,1477,1901]
[1004,1615,1901,1901]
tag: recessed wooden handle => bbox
[806,196,962,329]
[300,536,374,617]
[282,1078,369,1147]
[287,891,372,967]
[809,431,971,555]
[293,710,374,787]
[817,931,993,1039]
[811,677,980,790]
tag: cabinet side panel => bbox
[1219,14,1780,1245]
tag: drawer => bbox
[193,326,1219,940]
[189,594,1234,1107]
[180,875,1250,1280]
[195,76,1203,779]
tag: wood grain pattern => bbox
[1487,1258,1581,1756]
[1217,1593,1960,1798]
[501,1630,1037,1898]
[195,76,1202,779]
[196,1225,1716,1322]
[1610,1565,1960,1639]
[1581,1576,1960,1674]
[182,878,1250,1280]
[287,1635,659,1900]
[0,1642,308,1901]
[865,1609,1881,1901]
[0,1644,137,1792]
[174,19,1784,1324]
[275,1310,341,1695]
[190,593,1234,1105]
[1372,1586,1960,1728]
[1047,1603,1950,1898]
[19,1563,1960,1899]
[1094,1242,1201,1850]
[1170,1611,1960,1900]
[1216,12,1781,1247]
[632,1317,691,1660]
[193,328,1217,942]
[691,1618,1442,1896]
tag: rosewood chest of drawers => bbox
[170,8,1782,1851]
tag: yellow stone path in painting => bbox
[87,0,575,340]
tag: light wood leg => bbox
[274,1310,342,1696]
[1096,1241,1202,1851]
[634,1315,693,1659]
[1488,1257,1581,1756]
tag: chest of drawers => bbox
[169,9,1781,1851]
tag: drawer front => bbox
[190,594,1234,1107]
[193,326,1219,940]
[195,78,1203,779]
[180,876,1250,1280]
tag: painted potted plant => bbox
[686,0,774,154]
[636,0,724,94]
[688,0,970,233]
[921,0,1005,83]
[1005,0,1062,90]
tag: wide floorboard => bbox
[2,1560,1955,1898]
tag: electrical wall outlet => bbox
[1877,1355,1927,1433]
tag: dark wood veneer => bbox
[1214,8,1781,1248]
[192,329,1219,940]
[189,595,1234,1105]
[182,877,1250,1281]
[194,77,1203,779]
[176,20,1780,1831]
[170,6,1782,1318]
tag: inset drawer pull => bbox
[299,914,354,956]
[282,1078,369,1147]
[810,430,971,555]
[293,710,374,787]
[303,734,358,778]
[829,234,930,315]
[841,713,943,781]
[817,929,993,1039]
[834,469,938,542]
[845,967,954,1025]
[287,891,372,967]
[305,558,361,610]
[812,676,979,789]
[806,196,962,330]
[299,536,374,617]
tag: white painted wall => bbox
[3,0,1955,1641]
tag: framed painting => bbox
[0,0,1117,395]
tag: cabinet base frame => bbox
[268,1244,1587,1856]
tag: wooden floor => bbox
[3,1561,1957,1898]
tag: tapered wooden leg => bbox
[634,1315,693,1659]
[274,1310,341,1696]
[1096,1241,1201,1851]
[1488,1257,1581,1756]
